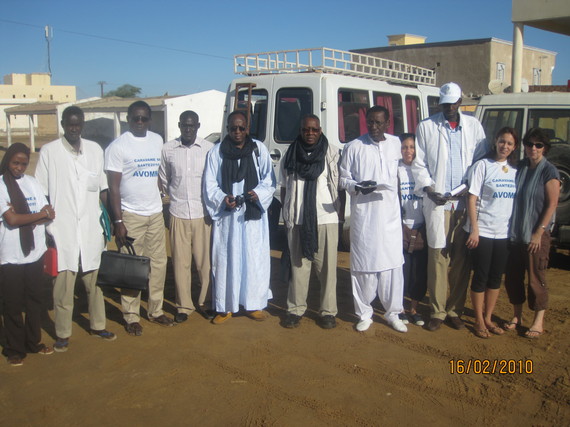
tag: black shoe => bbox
[175,313,189,323]
[427,318,443,332]
[446,316,466,330]
[199,307,215,320]
[283,313,301,329]
[318,315,336,330]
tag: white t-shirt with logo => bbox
[398,162,424,229]
[105,131,163,216]
[0,174,48,264]
[464,158,517,239]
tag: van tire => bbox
[547,143,570,225]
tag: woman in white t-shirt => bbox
[0,143,55,366]
[465,127,518,339]
[398,133,427,326]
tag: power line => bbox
[0,18,231,61]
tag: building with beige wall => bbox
[352,38,556,98]
[0,73,76,135]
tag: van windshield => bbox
[237,88,268,142]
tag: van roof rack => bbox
[234,47,436,86]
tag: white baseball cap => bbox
[439,82,462,104]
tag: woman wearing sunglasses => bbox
[504,128,560,338]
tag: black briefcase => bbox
[97,241,150,290]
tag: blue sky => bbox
[1,0,568,99]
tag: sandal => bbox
[37,344,54,355]
[474,328,490,339]
[487,325,504,336]
[503,321,521,331]
[125,322,143,336]
[524,329,543,339]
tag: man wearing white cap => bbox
[412,82,487,332]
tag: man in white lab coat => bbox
[412,82,487,332]
[340,106,407,333]
[36,106,116,352]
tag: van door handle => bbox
[270,149,282,161]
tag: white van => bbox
[222,48,441,237]
[475,92,570,247]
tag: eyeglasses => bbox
[229,126,246,132]
[131,116,150,123]
[301,127,320,133]
[524,142,544,149]
[366,120,388,127]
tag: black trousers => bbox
[403,248,428,302]
[1,257,45,358]
[470,237,509,293]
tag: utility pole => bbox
[44,25,53,76]
[98,81,107,97]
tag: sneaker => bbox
[398,312,410,325]
[212,312,232,325]
[318,315,337,330]
[356,318,373,332]
[37,344,54,355]
[54,337,69,352]
[246,310,268,321]
[409,313,424,326]
[7,355,23,366]
[89,329,117,341]
[149,314,174,327]
[388,318,408,333]
[283,313,301,329]
[175,313,189,323]
[125,322,143,336]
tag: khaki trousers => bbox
[427,209,471,320]
[169,215,212,314]
[53,268,106,338]
[121,211,167,323]
[287,224,338,316]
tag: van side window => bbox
[481,109,524,145]
[237,88,268,142]
[427,96,440,117]
[529,109,570,143]
[374,92,403,136]
[338,89,369,143]
[275,88,313,143]
[405,95,421,134]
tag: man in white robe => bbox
[36,106,116,352]
[203,111,276,324]
[339,106,407,333]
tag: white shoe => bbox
[356,318,373,332]
[388,318,408,333]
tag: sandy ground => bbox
[1,244,569,426]
[0,147,569,426]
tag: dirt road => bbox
[1,247,569,426]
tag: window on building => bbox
[338,89,369,143]
[496,62,506,81]
[236,88,268,142]
[373,92,404,136]
[533,68,541,85]
[274,88,313,143]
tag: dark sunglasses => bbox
[229,126,246,132]
[524,142,544,149]
[131,115,150,123]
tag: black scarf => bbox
[220,134,261,221]
[3,173,35,256]
[284,134,328,260]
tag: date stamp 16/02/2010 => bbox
[449,359,533,374]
